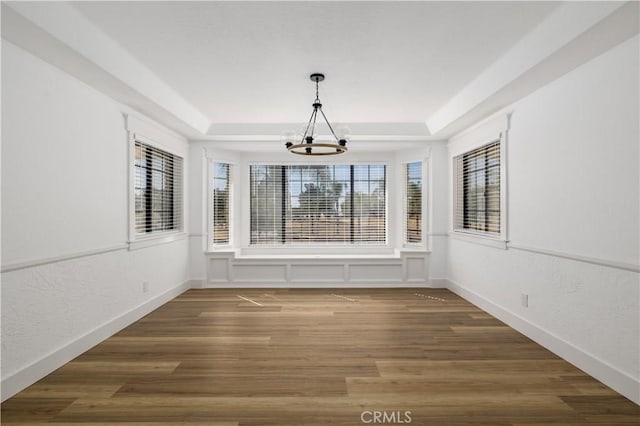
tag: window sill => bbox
[209,244,233,251]
[205,248,431,260]
[450,230,508,249]
[128,232,187,251]
[402,243,426,250]
[237,245,394,257]
[234,253,402,260]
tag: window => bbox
[212,162,231,245]
[454,140,500,235]
[134,141,183,235]
[250,164,386,245]
[404,161,423,244]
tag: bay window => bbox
[404,161,423,244]
[212,162,231,245]
[250,164,386,245]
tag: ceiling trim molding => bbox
[426,1,639,138]
[1,2,211,138]
[192,134,439,142]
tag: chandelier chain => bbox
[320,108,340,141]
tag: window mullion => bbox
[145,150,153,234]
[350,165,355,243]
[484,146,489,232]
[281,165,287,244]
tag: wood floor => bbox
[2,288,638,425]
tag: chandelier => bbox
[283,73,349,156]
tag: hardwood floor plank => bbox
[50,395,578,423]
[2,423,238,426]
[115,375,348,397]
[375,359,583,377]
[0,398,76,422]
[10,384,122,399]
[2,288,638,425]
[172,358,380,377]
[53,361,181,375]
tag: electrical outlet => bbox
[521,293,528,307]
[142,281,149,294]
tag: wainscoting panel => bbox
[349,264,403,283]
[205,250,431,287]
[406,256,428,282]
[208,257,230,282]
[290,264,345,282]
[233,264,288,283]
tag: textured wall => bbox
[1,240,189,379]
[448,238,639,380]
[1,41,190,389]
[447,36,639,387]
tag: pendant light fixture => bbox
[283,73,349,155]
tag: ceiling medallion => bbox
[283,73,349,156]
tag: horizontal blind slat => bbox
[453,140,500,235]
[134,141,183,235]
[250,164,386,245]
[404,162,423,244]
[212,162,231,245]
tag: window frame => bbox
[452,131,507,243]
[246,161,390,248]
[208,159,234,250]
[128,131,185,247]
[403,160,427,248]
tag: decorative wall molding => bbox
[427,232,449,237]
[0,280,190,402]
[127,232,188,251]
[125,114,187,150]
[447,236,639,273]
[1,233,193,273]
[446,278,639,405]
[449,232,508,250]
[202,281,433,289]
[508,243,640,273]
[1,244,128,273]
[204,251,431,288]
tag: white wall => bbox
[427,142,449,280]
[1,41,191,400]
[447,35,639,402]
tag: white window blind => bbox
[454,140,500,234]
[134,141,183,235]
[250,164,386,245]
[212,162,231,245]
[404,161,423,244]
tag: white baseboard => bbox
[446,279,640,405]
[427,278,449,288]
[201,281,433,288]
[188,279,206,288]
[0,280,190,402]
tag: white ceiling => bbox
[71,1,560,131]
